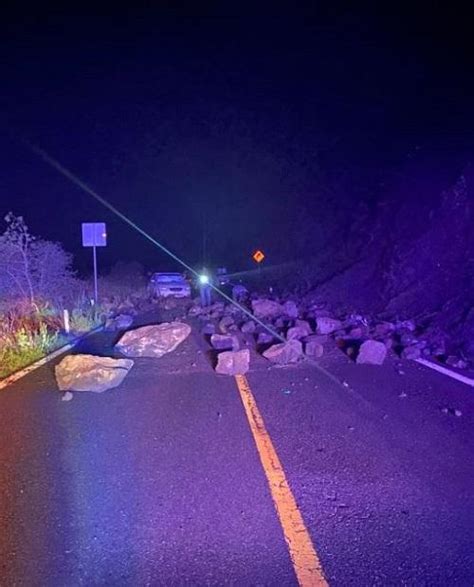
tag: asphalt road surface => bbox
[0,308,473,586]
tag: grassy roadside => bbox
[0,306,103,380]
[0,276,151,380]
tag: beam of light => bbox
[22,139,285,341]
[22,139,346,389]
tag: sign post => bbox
[82,223,107,304]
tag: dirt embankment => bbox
[295,161,474,361]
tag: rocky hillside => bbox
[296,159,474,363]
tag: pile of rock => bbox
[191,293,471,372]
[239,295,471,368]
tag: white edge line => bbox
[0,325,104,391]
[415,358,474,388]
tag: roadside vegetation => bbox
[0,213,149,379]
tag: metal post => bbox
[63,309,70,334]
[93,245,98,303]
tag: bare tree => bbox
[0,213,35,303]
[0,213,77,307]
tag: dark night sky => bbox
[1,5,472,275]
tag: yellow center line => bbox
[234,374,328,587]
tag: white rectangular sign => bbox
[82,222,107,247]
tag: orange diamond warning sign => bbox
[253,250,265,263]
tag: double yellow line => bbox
[234,375,328,586]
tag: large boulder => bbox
[210,333,240,351]
[252,299,283,319]
[116,322,191,358]
[316,317,342,335]
[263,340,303,364]
[356,340,387,365]
[215,349,250,375]
[55,354,134,392]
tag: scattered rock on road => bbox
[401,345,422,360]
[348,327,366,340]
[316,316,342,335]
[252,299,283,319]
[61,391,74,402]
[241,320,256,334]
[396,319,416,332]
[210,333,240,351]
[283,300,299,319]
[441,406,462,417]
[356,340,387,365]
[287,320,312,341]
[263,340,303,364]
[446,356,468,369]
[219,316,236,334]
[116,322,191,358]
[305,341,324,358]
[55,355,134,392]
[304,334,328,345]
[400,332,418,347]
[257,332,274,345]
[215,349,250,375]
[188,305,203,317]
[295,319,312,333]
[286,326,306,341]
[372,322,395,338]
[201,323,216,335]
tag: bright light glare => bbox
[24,139,345,388]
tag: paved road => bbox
[0,309,473,586]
